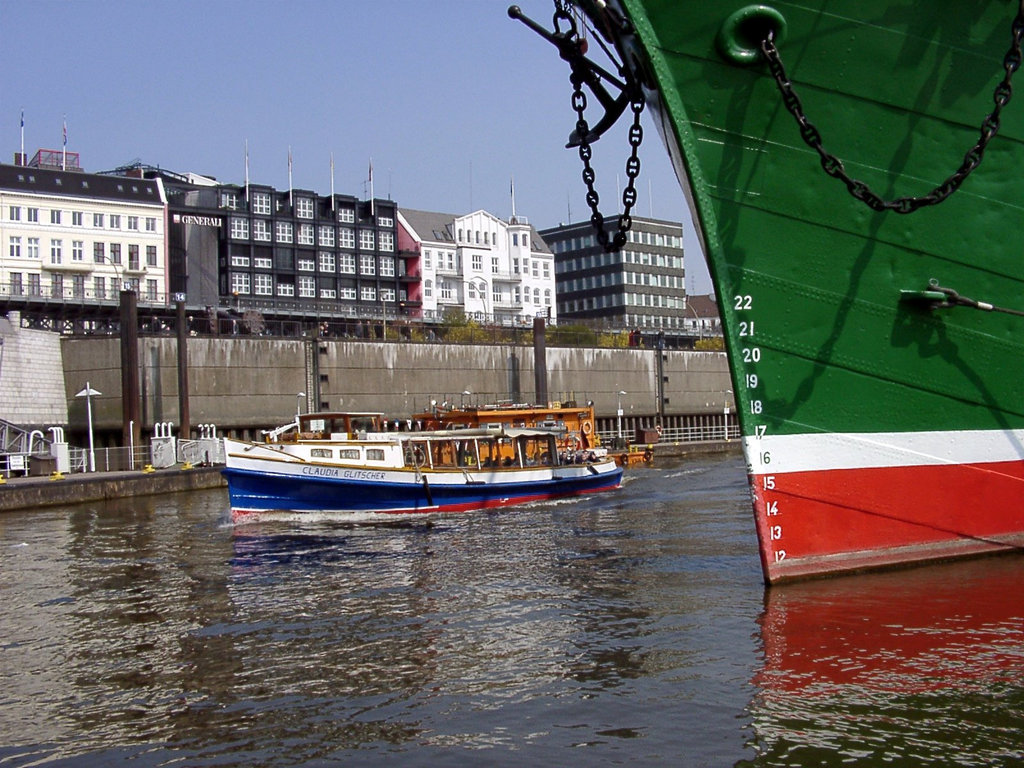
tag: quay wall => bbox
[44,336,733,440]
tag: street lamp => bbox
[296,391,307,423]
[617,390,626,439]
[75,382,101,472]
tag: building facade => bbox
[159,173,409,327]
[541,216,688,331]
[398,208,556,325]
[0,151,167,325]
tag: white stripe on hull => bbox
[744,429,1024,475]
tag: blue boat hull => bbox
[223,465,623,516]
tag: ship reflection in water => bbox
[747,556,1024,765]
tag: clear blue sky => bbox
[0,0,710,293]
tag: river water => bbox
[1,454,1022,767]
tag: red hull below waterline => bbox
[752,459,1024,582]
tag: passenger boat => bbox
[222,411,623,516]
[514,2,1024,581]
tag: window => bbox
[339,283,356,300]
[361,285,377,301]
[298,224,315,245]
[378,231,394,252]
[472,254,483,271]
[320,287,336,299]
[439,281,452,301]
[109,214,121,229]
[10,273,23,295]
[424,250,432,269]
[359,229,374,250]
[50,239,63,264]
[296,197,314,219]
[254,273,273,295]
[230,217,249,239]
[8,236,21,258]
[298,276,316,297]
[128,244,140,271]
[231,272,251,294]
[380,287,395,302]
[252,192,271,215]
[146,280,158,301]
[51,273,63,298]
[110,243,122,264]
[338,227,355,248]
[94,242,105,262]
[93,213,104,228]
[72,240,84,261]
[28,208,39,222]
[254,256,272,269]
[337,207,355,223]
[276,221,293,243]
[276,281,295,297]
[94,276,106,299]
[253,219,271,241]
[297,256,315,272]
[28,274,41,296]
[491,256,499,272]
[380,257,395,277]
[377,215,394,227]
[8,206,20,221]
[339,253,356,273]
[319,251,335,272]
[318,226,335,247]
[424,279,432,299]
[128,216,139,231]
[231,255,250,267]
[147,245,157,267]
[220,192,238,210]
[27,238,39,259]
[360,254,375,275]
[145,217,157,232]
[51,209,61,225]
[72,211,83,226]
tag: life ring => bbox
[582,421,593,435]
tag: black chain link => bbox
[760,4,1024,214]
[571,71,645,251]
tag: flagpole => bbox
[368,158,374,218]
[510,175,516,222]
[244,139,250,202]
[20,109,25,165]
[62,115,67,170]
[330,152,336,212]
[288,147,293,208]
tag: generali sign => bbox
[173,214,222,227]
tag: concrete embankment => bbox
[0,466,226,513]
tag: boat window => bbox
[366,449,385,461]
[339,449,360,460]
[310,448,333,459]
[406,440,430,468]
[352,416,380,432]
[431,439,457,468]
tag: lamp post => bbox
[75,382,101,472]
[296,392,307,423]
[617,390,626,439]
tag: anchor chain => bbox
[760,3,1024,214]
[571,72,645,252]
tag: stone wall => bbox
[0,312,68,429]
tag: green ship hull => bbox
[537,1,1024,581]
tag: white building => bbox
[1,151,167,308]
[398,208,556,325]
